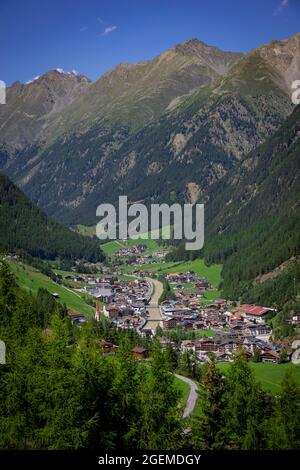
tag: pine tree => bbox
[266,370,300,449]
[130,341,184,450]
[224,350,270,449]
[192,360,227,449]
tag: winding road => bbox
[142,276,199,416]
[175,374,198,418]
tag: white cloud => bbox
[97,17,104,24]
[80,26,88,32]
[274,0,289,15]
[101,26,117,36]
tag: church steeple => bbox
[95,299,100,322]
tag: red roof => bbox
[239,304,273,316]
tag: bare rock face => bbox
[0,70,91,153]
[186,182,201,204]
[258,33,300,92]
[0,38,243,167]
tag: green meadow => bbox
[218,362,300,394]
[101,237,163,256]
[192,362,300,418]
[9,261,94,316]
[122,258,223,290]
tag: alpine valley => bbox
[0,33,299,310]
[0,21,300,453]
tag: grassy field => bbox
[198,289,221,304]
[101,237,163,256]
[55,268,99,278]
[218,362,300,394]
[9,261,95,316]
[75,224,97,237]
[191,362,300,417]
[162,329,216,339]
[101,240,125,256]
[122,259,222,289]
[99,226,172,256]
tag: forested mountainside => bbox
[205,104,300,305]
[169,105,300,308]
[0,173,104,262]
[1,34,299,224]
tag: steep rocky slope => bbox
[0,70,90,156]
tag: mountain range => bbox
[1,34,298,225]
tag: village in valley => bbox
[47,239,300,367]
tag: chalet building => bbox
[205,303,220,310]
[243,324,271,342]
[182,320,194,330]
[95,288,115,302]
[228,321,245,332]
[238,304,275,324]
[161,301,194,317]
[193,320,205,330]
[97,339,118,354]
[226,312,244,324]
[158,336,177,349]
[132,346,148,360]
[218,339,240,354]
[69,312,86,325]
[291,314,300,325]
[181,337,241,361]
[103,304,120,319]
[196,280,210,290]
[195,339,218,353]
[181,340,196,353]
[215,351,232,362]
[162,318,177,329]
[242,337,280,358]
[260,350,280,363]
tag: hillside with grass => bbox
[9,260,95,316]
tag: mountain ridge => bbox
[0,33,299,226]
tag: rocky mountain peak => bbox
[173,37,243,74]
[255,32,300,91]
[0,69,91,152]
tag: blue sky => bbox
[0,0,299,85]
